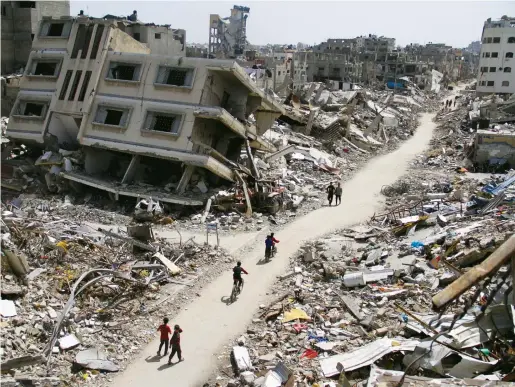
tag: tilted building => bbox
[6,16,284,205]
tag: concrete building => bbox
[313,39,356,55]
[209,5,250,59]
[6,16,284,205]
[1,1,70,74]
[100,11,186,56]
[477,16,515,96]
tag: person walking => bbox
[335,182,342,205]
[157,317,171,356]
[168,324,184,364]
[326,183,335,206]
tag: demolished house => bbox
[5,15,284,210]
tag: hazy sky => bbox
[70,1,512,47]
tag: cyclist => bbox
[232,261,248,291]
[270,233,280,253]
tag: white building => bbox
[477,16,515,96]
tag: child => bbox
[168,324,184,364]
[157,317,172,356]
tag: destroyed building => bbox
[6,15,285,206]
[209,5,250,59]
[477,16,515,96]
[0,1,70,74]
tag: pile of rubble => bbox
[0,200,235,386]
[210,223,514,386]
[208,88,515,387]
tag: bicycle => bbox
[230,278,244,303]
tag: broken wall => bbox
[474,131,515,166]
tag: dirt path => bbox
[111,111,440,387]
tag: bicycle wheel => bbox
[230,284,237,302]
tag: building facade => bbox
[7,16,284,205]
[477,16,515,96]
[1,1,70,74]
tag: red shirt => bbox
[158,324,172,340]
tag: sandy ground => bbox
[110,108,443,387]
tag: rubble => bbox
[0,201,236,385]
[207,87,515,387]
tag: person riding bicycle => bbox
[265,235,274,258]
[232,261,248,290]
[270,233,280,251]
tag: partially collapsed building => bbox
[6,15,284,206]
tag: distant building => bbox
[209,5,250,59]
[477,16,515,96]
[1,1,70,75]
[467,40,481,54]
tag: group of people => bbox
[326,182,342,206]
[442,96,458,111]
[157,318,184,365]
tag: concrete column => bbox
[176,165,196,194]
[121,155,140,184]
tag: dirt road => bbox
[112,112,439,387]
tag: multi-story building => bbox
[313,38,356,55]
[477,16,515,96]
[1,1,70,74]
[6,16,284,205]
[209,5,250,59]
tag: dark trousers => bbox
[169,344,182,361]
[335,195,341,205]
[327,194,334,205]
[158,339,168,354]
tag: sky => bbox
[70,1,513,48]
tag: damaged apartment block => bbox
[6,14,284,210]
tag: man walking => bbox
[335,182,342,205]
[168,324,184,364]
[327,183,335,206]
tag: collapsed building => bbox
[5,15,286,210]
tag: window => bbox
[68,71,82,101]
[19,1,36,8]
[489,67,496,72]
[94,106,130,127]
[480,66,488,72]
[13,101,47,118]
[508,37,515,43]
[318,67,325,72]
[502,81,510,87]
[482,38,487,43]
[59,70,73,100]
[493,37,500,43]
[39,21,71,38]
[29,60,60,77]
[133,32,140,41]
[2,6,6,16]
[480,81,486,86]
[107,62,141,81]
[155,33,161,39]
[30,34,34,41]
[155,66,194,87]
[332,68,340,74]
[90,25,105,60]
[504,67,512,73]
[487,81,494,86]
[143,111,182,135]
[221,91,230,109]
[277,71,281,76]
[78,71,92,102]
[507,52,514,58]
[483,52,490,58]
[491,52,498,58]
[486,37,492,43]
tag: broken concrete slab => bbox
[75,347,120,372]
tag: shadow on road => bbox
[145,355,162,363]
[220,296,233,305]
[157,362,176,371]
